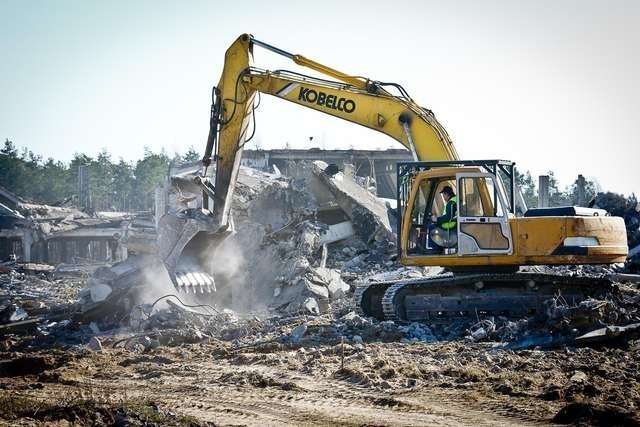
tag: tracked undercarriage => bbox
[355,271,614,322]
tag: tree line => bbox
[0,138,632,213]
[0,139,200,212]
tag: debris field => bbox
[1,161,639,426]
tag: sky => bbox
[1,0,639,195]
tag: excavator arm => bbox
[159,33,458,292]
[207,33,457,230]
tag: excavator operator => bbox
[426,185,458,252]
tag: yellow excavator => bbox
[157,34,628,321]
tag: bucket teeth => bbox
[175,271,215,293]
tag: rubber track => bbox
[354,274,456,319]
[357,272,613,322]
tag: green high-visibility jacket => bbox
[437,195,457,230]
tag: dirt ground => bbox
[1,337,639,426]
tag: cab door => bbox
[456,173,513,255]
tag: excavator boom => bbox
[207,33,458,230]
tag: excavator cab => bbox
[400,160,516,264]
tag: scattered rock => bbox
[0,304,27,323]
[303,298,320,315]
[569,370,587,383]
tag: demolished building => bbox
[0,184,140,266]
[241,148,412,199]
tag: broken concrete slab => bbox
[89,283,112,303]
[575,322,640,347]
[327,278,350,300]
[318,221,355,245]
[303,278,329,300]
[607,273,640,284]
[311,161,394,243]
[302,297,320,315]
[0,317,42,334]
[310,267,350,300]
[342,254,367,271]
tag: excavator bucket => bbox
[157,209,232,294]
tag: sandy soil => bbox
[1,338,638,426]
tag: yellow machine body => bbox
[399,167,628,269]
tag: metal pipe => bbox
[401,121,419,161]
[251,37,295,59]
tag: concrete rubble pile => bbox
[111,299,237,351]
[459,265,640,349]
[463,284,640,349]
[0,160,408,351]
[76,254,160,328]
[0,261,86,336]
[211,161,400,315]
[114,296,444,353]
[155,160,398,314]
[81,301,443,354]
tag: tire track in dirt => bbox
[13,348,552,426]
[155,356,546,426]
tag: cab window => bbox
[459,176,503,217]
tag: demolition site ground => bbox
[1,307,640,426]
[1,162,640,426]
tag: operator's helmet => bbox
[440,185,455,197]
